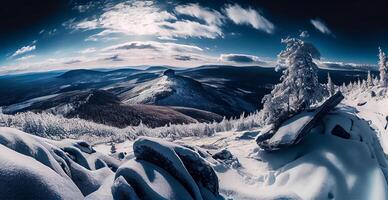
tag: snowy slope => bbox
[95,106,388,200]
[1,85,388,199]
[343,86,388,153]
[1,89,223,128]
[119,73,256,116]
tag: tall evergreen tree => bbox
[379,47,387,87]
[327,72,335,95]
[261,38,324,125]
[367,71,374,87]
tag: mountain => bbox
[118,70,256,116]
[0,65,379,126]
[58,69,106,79]
[2,89,222,128]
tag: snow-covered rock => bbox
[258,91,344,150]
[0,127,123,199]
[2,92,388,200]
[133,136,220,199]
[174,106,388,200]
[116,159,194,200]
[0,143,84,200]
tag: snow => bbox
[0,127,125,199]
[0,128,84,200]
[115,159,194,200]
[94,105,388,200]
[133,136,221,199]
[2,94,59,114]
[119,74,255,116]
[1,86,388,199]
[343,86,388,153]
[268,111,314,145]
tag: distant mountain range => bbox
[0,65,377,128]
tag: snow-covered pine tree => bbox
[379,47,387,87]
[327,72,335,95]
[261,38,324,125]
[361,79,367,89]
[348,81,353,91]
[367,71,374,87]
[373,75,379,86]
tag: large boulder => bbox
[257,91,344,150]
[0,127,122,199]
[133,136,220,199]
[0,144,84,200]
[115,159,194,200]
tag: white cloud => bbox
[71,1,223,39]
[317,61,376,71]
[85,30,120,42]
[1,41,218,75]
[224,4,274,34]
[73,1,98,13]
[299,30,309,38]
[175,3,224,25]
[11,44,36,58]
[104,41,203,54]
[219,53,273,66]
[310,19,332,36]
[79,48,97,54]
[15,55,35,61]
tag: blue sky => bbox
[0,0,385,74]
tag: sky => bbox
[0,0,387,74]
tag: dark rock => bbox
[237,130,260,140]
[212,149,241,168]
[212,149,233,160]
[331,125,351,139]
[371,91,376,97]
[163,69,175,76]
[118,152,126,160]
[357,101,367,106]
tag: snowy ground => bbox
[1,86,388,199]
[343,86,388,153]
[95,101,388,199]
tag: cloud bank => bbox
[68,1,275,41]
[219,54,272,65]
